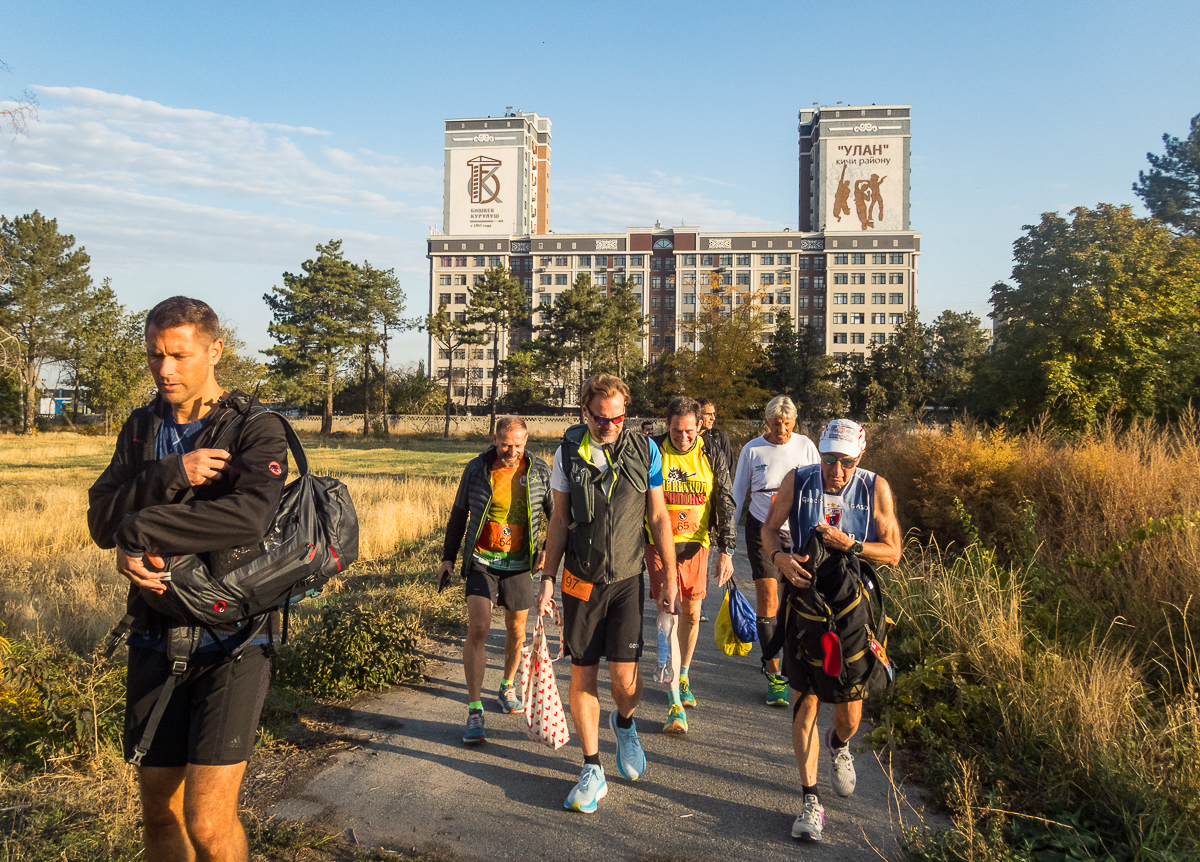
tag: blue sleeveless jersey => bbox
[788,464,878,552]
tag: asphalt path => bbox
[272,527,945,860]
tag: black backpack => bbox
[140,405,359,628]
[778,532,895,703]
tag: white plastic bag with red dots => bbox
[519,604,570,750]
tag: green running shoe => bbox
[765,670,789,707]
[663,704,688,734]
[679,676,697,708]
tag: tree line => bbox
[4,109,1198,435]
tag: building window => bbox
[871,332,887,344]
[650,335,660,347]
[872,292,886,304]
[681,272,696,285]
[872,253,887,265]
[872,273,887,284]
[851,313,865,324]
[472,256,485,266]
[473,275,485,285]
[454,256,467,266]
[797,256,810,270]
[540,256,552,266]
[720,272,732,285]
[438,275,452,286]
[851,253,866,264]
[684,293,696,305]
[555,274,568,285]
[889,293,904,304]
[683,312,695,322]
[596,273,608,286]
[834,273,848,285]
[760,254,774,265]
[719,254,732,267]
[539,312,550,323]
[438,292,451,305]
[665,257,675,271]
[630,255,644,266]
[595,255,607,267]
[761,273,775,285]
[651,295,661,309]
[454,312,466,322]
[889,272,905,284]
[651,276,662,291]
[650,315,660,328]
[614,255,625,266]
[889,312,904,324]
[778,292,791,305]
[833,332,848,344]
[797,315,809,326]
[814,258,825,271]
[778,253,791,265]
[832,313,848,324]
[665,295,676,309]
[851,273,866,284]
[700,254,713,266]
[440,257,452,267]
[814,314,824,327]
[833,293,848,304]
[454,275,467,285]
[872,313,887,324]
[488,255,502,267]
[813,295,825,308]
[796,295,807,308]
[539,293,551,307]
[455,293,467,304]
[797,277,809,290]
[889,253,905,264]
[833,253,848,265]
[554,255,567,266]
[651,257,661,272]
[736,272,750,285]
[578,255,591,266]
[764,313,775,324]
[539,274,552,285]
[851,332,865,344]
[851,293,865,304]
[631,273,643,286]
[777,272,790,286]
[734,254,749,266]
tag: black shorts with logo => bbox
[464,560,535,611]
[124,644,271,767]
[561,573,645,666]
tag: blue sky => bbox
[3,1,1198,366]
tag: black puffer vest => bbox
[560,423,652,585]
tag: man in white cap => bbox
[759,418,902,843]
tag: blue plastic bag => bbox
[727,578,758,644]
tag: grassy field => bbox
[4,422,1200,861]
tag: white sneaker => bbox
[826,726,856,797]
[791,793,825,841]
[564,764,608,813]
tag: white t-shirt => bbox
[732,432,821,531]
[550,434,664,493]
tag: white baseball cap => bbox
[819,418,866,458]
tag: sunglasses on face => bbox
[588,410,625,428]
[821,454,857,468]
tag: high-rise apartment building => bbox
[428,105,919,408]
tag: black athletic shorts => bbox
[561,573,644,666]
[746,512,784,582]
[464,560,535,612]
[124,644,271,767]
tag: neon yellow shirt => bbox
[647,435,715,547]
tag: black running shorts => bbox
[746,512,783,582]
[561,573,644,666]
[464,561,535,611]
[124,644,271,767]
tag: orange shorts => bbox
[646,544,709,601]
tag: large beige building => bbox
[427,104,919,406]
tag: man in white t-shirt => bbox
[730,395,820,706]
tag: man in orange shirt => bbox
[440,416,553,744]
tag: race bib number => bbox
[671,508,702,537]
[476,522,526,553]
[562,571,593,602]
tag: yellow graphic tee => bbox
[647,436,715,547]
[473,461,531,571]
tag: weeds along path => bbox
[269,524,946,862]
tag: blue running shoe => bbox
[497,684,522,714]
[564,764,608,813]
[609,709,646,780]
[463,708,485,744]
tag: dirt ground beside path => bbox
[262,531,946,861]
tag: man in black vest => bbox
[537,373,678,813]
[88,297,287,862]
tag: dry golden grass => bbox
[0,433,471,654]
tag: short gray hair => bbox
[494,415,527,437]
[764,395,797,422]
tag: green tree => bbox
[80,308,151,434]
[424,301,485,437]
[793,321,845,420]
[59,277,121,422]
[499,345,549,413]
[353,263,407,436]
[864,307,930,418]
[215,324,269,396]
[0,211,92,434]
[984,204,1200,429]
[537,274,604,400]
[594,280,645,379]
[389,361,445,415]
[681,272,769,418]
[927,310,988,409]
[264,240,364,435]
[466,265,528,433]
[1134,111,1200,236]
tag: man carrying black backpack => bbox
[88,296,288,862]
[759,418,902,844]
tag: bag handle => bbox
[533,601,565,662]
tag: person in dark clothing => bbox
[439,416,553,744]
[88,296,287,862]
[697,398,733,467]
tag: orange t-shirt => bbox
[473,461,531,570]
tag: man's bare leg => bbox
[139,766,193,862]
[464,595,493,702]
[182,762,250,862]
[568,663,602,756]
[502,608,528,683]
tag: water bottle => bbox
[656,611,675,684]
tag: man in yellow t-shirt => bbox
[645,396,737,734]
[440,416,553,744]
